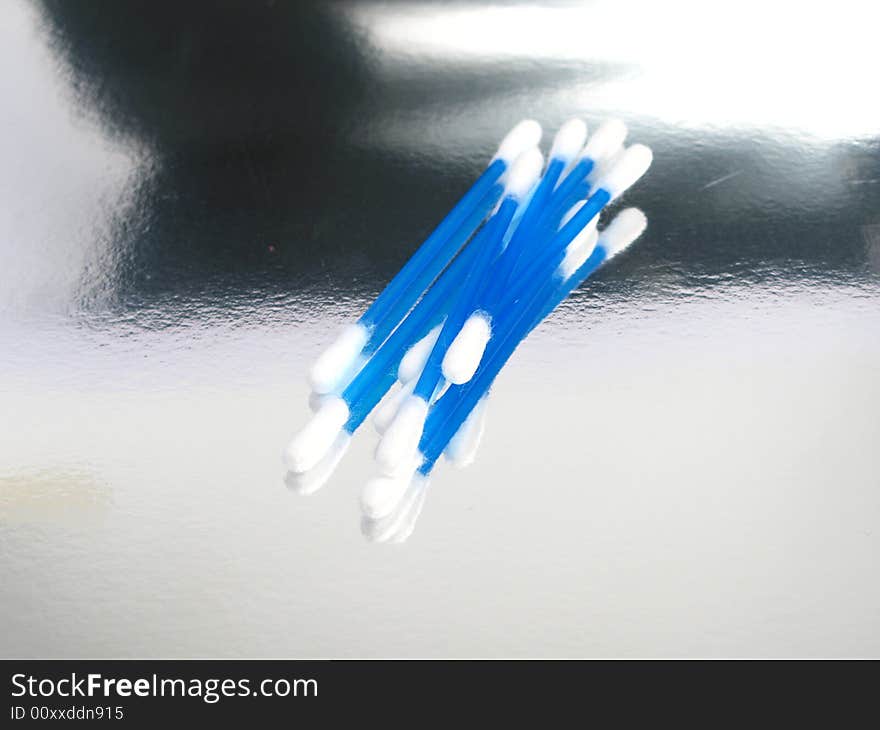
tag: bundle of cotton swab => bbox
[283,118,652,540]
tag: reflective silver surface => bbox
[1,0,878,657]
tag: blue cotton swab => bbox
[515,122,627,256]
[503,119,588,255]
[359,208,648,520]
[310,189,499,395]
[308,119,542,395]
[424,209,649,468]
[360,213,629,517]
[374,148,545,476]
[287,117,654,533]
[343,148,541,431]
[541,118,628,227]
[441,144,653,386]
[436,209,596,390]
[476,119,588,316]
[283,146,543,474]
[506,145,652,299]
[394,125,552,394]
[462,123,581,336]
[504,122,625,272]
[284,226,484,474]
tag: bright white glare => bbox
[0,0,147,312]
[343,0,880,141]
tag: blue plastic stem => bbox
[479,158,566,310]
[418,243,612,472]
[412,196,518,403]
[547,157,594,213]
[358,159,507,350]
[342,227,486,431]
[539,180,592,237]
[493,187,611,323]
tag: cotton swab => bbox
[503,144,652,300]
[283,147,542,473]
[284,430,351,496]
[500,119,587,255]
[442,144,653,386]
[423,208,649,470]
[361,474,430,543]
[310,192,496,393]
[287,116,655,543]
[374,148,545,476]
[284,235,477,473]
[472,119,587,327]
[344,148,541,411]
[308,119,542,394]
[359,208,648,519]
[440,206,596,387]
[373,145,650,478]
[544,118,628,222]
[517,122,626,254]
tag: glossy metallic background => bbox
[1,0,878,657]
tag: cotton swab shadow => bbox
[444,395,488,468]
[284,431,351,496]
[361,474,429,543]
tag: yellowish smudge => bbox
[0,469,111,525]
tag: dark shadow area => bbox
[37,0,433,304]
[33,0,880,310]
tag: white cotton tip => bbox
[360,474,412,521]
[373,379,415,435]
[550,118,588,164]
[282,396,350,474]
[444,396,488,468]
[360,459,422,520]
[308,323,369,394]
[580,118,628,163]
[398,323,442,383]
[595,144,653,200]
[598,208,648,258]
[374,396,429,476]
[492,119,542,164]
[502,147,544,201]
[586,147,623,193]
[442,312,492,385]
[361,474,429,543]
[284,431,351,496]
[559,225,599,279]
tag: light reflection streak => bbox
[343,0,880,142]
